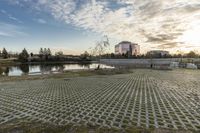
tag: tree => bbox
[55,51,64,56]
[81,51,90,60]
[128,44,132,58]
[47,48,52,56]
[30,52,34,57]
[2,48,8,59]
[43,48,49,60]
[93,35,110,69]
[187,51,198,58]
[55,51,64,61]
[125,51,129,58]
[44,48,47,55]
[110,53,115,58]
[19,48,29,62]
[39,48,44,57]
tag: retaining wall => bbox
[101,58,200,68]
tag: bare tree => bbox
[93,35,110,69]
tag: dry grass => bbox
[0,68,131,82]
[0,58,19,66]
[0,123,195,133]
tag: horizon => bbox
[0,46,199,56]
[0,0,200,54]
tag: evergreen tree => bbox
[44,48,47,55]
[2,48,8,59]
[39,48,43,56]
[30,52,34,57]
[47,48,51,56]
[19,48,29,62]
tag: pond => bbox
[0,63,114,76]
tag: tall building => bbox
[115,41,140,55]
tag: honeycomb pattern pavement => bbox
[0,69,200,131]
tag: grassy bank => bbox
[0,58,20,66]
[0,68,132,82]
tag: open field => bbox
[0,69,200,132]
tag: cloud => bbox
[0,31,13,37]
[145,33,183,43]
[7,0,200,52]
[156,42,180,49]
[1,9,7,14]
[1,9,23,23]
[35,18,47,24]
[0,22,27,37]
[51,47,81,55]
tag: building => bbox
[147,50,170,58]
[115,41,140,56]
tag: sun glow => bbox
[180,29,200,46]
[178,20,200,48]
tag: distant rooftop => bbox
[118,41,138,45]
[119,41,131,44]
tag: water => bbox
[0,63,114,76]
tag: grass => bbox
[0,122,195,133]
[0,121,120,133]
[0,68,132,82]
[0,58,20,66]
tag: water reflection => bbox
[4,67,9,76]
[19,64,29,75]
[0,63,114,76]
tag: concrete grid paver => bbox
[0,69,200,131]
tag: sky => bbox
[0,0,200,54]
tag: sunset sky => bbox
[0,0,200,54]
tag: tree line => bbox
[0,48,91,63]
[99,51,200,59]
[0,47,199,62]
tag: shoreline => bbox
[0,60,95,66]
